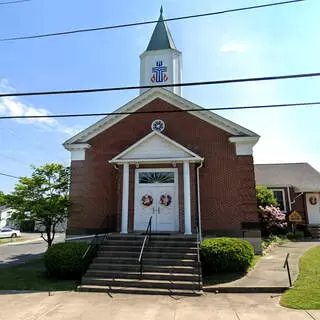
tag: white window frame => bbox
[270,188,287,213]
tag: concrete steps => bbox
[77,285,202,296]
[79,234,202,295]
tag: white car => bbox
[0,228,21,238]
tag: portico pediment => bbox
[109,131,203,164]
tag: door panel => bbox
[306,193,320,224]
[134,169,179,232]
[134,187,157,231]
[157,187,177,231]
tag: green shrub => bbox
[44,242,97,279]
[200,237,254,275]
[287,231,304,240]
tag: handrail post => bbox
[138,216,152,280]
[283,253,293,287]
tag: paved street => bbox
[0,291,319,320]
[0,233,65,268]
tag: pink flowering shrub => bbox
[260,205,287,235]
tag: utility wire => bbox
[0,172,20,179]
[0,0,303,42]
[0,101,319,120]
[0,72,319,98]
[0,0,30,5]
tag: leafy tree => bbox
[0,191,7,206]
[256,186,278,208]
[7,163,70,247]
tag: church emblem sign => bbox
[151,61,168,83]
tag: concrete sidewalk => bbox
[0,291,319,320]
[205,240,320,293]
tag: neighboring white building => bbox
[34,219,67,233]
[0,206,17,228]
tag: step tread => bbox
[78,285,202,295]
[86,270,198,277]
[98,251,197,256]
[83,277,199,285]
[90,263,195,269]
[95,257,195,262]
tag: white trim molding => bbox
[109,131,204,164]
[121,163,129,233]
[64,88,259,146]
[64,143,91,161]
[229,136,260,156]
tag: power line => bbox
[0,101,319,120]
[0,72,319,98]
[0,0,303,42]
[0,0,30,5]
[0,172,20,179]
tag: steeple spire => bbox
[140,7,182,96]
[146,6,176,51]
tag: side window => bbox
[272,190,286,212]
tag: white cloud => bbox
[0,79,76,135]
[220,43,247,53]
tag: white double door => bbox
[134,169,179,232]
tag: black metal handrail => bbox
[82,215,113,261]
[196,227,202,291]
[283,253,292,287]
[138,216,152,279]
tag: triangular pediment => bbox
[109,131,203,164]
[64,88,259,148]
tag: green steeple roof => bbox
[146,6,177,51]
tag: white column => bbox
[183,161,192,235]
[121,163,129,233]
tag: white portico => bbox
[109,123,203,235]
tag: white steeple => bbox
[140,7,182,96]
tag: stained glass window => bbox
[139,172,174,184]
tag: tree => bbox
[8,163,70,247]
[256,186,278,208]
[0,191,7,206]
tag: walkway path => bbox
[0,291,319,320]
[205,240,320,292]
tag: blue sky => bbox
[0,0,319,193]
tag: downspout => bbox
[196,161,204,242]
[287,186,292,212]
[291,192,303,206]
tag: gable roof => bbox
[64,88,258,147]
[254,163,320,192]
[110,131,203,164]
[146,7,176,51]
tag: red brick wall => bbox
[67,98,258,235]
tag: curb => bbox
[203,286,288,294]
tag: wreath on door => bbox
[309,196,317,205]
[160,194,172,207]
[141,194,153,207]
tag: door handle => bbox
[158,207,160,214]
[152,207,155,214]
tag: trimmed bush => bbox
[200,237,254,275]
[44,242,96,279]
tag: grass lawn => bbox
[0,237,28,245]
[0,259,78,291]
[203,255,261,286]
[281,245,320,309]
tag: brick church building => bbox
[64,8,260,246]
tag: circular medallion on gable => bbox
[151,119,165,132]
